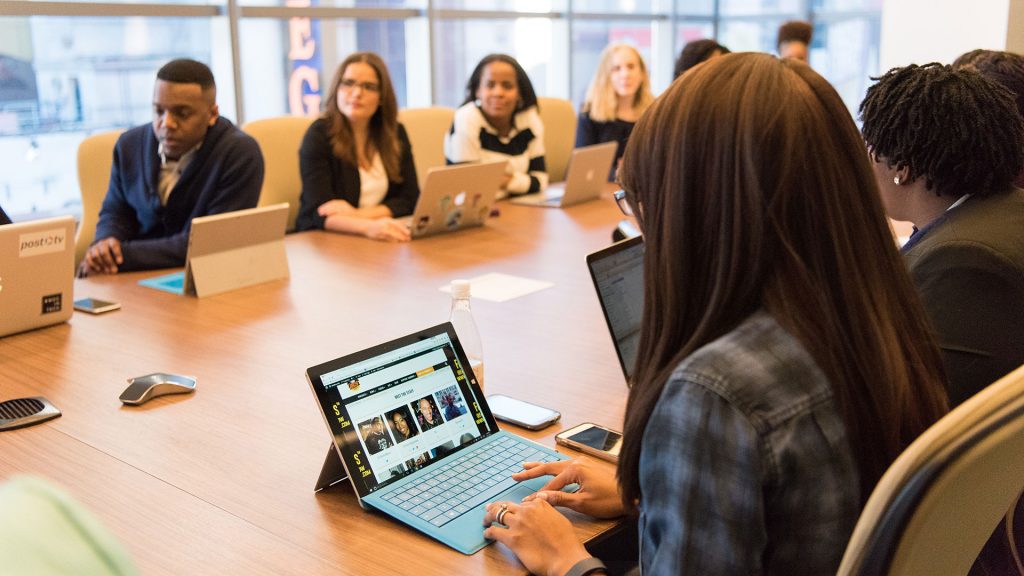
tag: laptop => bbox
[512,141,617,208]
[586,236,644,381]
[0,216,75,337]
[403,160,507,239]
[140,203,290,298]
[306,322,572,554]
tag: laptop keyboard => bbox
[381,435,560,527]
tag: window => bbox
[3,1,881,221]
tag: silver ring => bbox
[495,504,509,525]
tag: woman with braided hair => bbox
[862,61,1024,576]
[860,62,1024,407]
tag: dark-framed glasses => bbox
[340,79,381,93]
[614,189,634,217]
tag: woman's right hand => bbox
[363,218,411,242]
[317,199,356,218]
[514,459,625,519]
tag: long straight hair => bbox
[617,53,948,509]
[582,43,654,122]
[322,52,403,182]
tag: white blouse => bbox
[358,153,388,209]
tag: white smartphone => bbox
[487,394,561,430]
[73,297,121,314]
[555,422,622,463]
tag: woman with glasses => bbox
[481,53,948,576]
[576,43,654,182]
[444,54,547,198]
[296,52,419,241]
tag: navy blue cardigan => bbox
[295,118,419,231]
[93,117,264,271]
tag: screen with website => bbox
[314,332,492,495]
[591,239,644,378]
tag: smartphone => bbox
[73,297,121,314]
[487,394,561,430]
[555,422,622,463]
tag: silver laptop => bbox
[512,141,617,208]
[0,216,75,337]
[403,160,507,239]
[139,204,290,298]
[306,322,573,554]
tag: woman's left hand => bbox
[483,500,593,576]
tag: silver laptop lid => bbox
[407,160,507,239]
[0,216,75,337]
[558,141,617,206]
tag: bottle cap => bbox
[451,279,471,299]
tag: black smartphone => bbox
[487,394,561,430]
[73,297,121,314]
[555,422,622,463]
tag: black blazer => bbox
[903,188,1024,406]
[295,118,419,231]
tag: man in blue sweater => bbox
[79,59,264,276]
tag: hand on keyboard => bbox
[515,459,625,519]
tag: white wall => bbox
[880,0,1012,70]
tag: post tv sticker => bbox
[19,228,68,258]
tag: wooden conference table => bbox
[0,193,630,575]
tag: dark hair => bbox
[673,39,730,78]
[156,59,216,92]
[322,52,403,183]
[860,63,1024,198]
[617,53,947,511]
[777,20,813,50]
[953,50,1024,124]
[462,54,539,113]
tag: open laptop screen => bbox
[307,325,495,497]
[586,236,644,381]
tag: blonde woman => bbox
[576,43,654,181]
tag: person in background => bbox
[777,20,813,62]
[81,59,263,276]
[418,397,443,430]
[479,53,948,576]
[445,54,547,198]
[861,62,1024,407]
[576,43,654,181]
[673,38,730,78]
[862,61,1024,576]
[295,52,419,242]
[953,49,1024,187]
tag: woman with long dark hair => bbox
[481,53,948,576]
[296,52,418,241]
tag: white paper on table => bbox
[439,272,554,303]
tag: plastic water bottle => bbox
[449,279,484,388]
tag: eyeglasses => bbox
[339,79,381,93]
[614,188,634,217]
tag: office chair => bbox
[398,106,455,190]
[242,116,314,233]
[75,130,123,266]
[838,364,1024,576]
[537,97,577,182]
